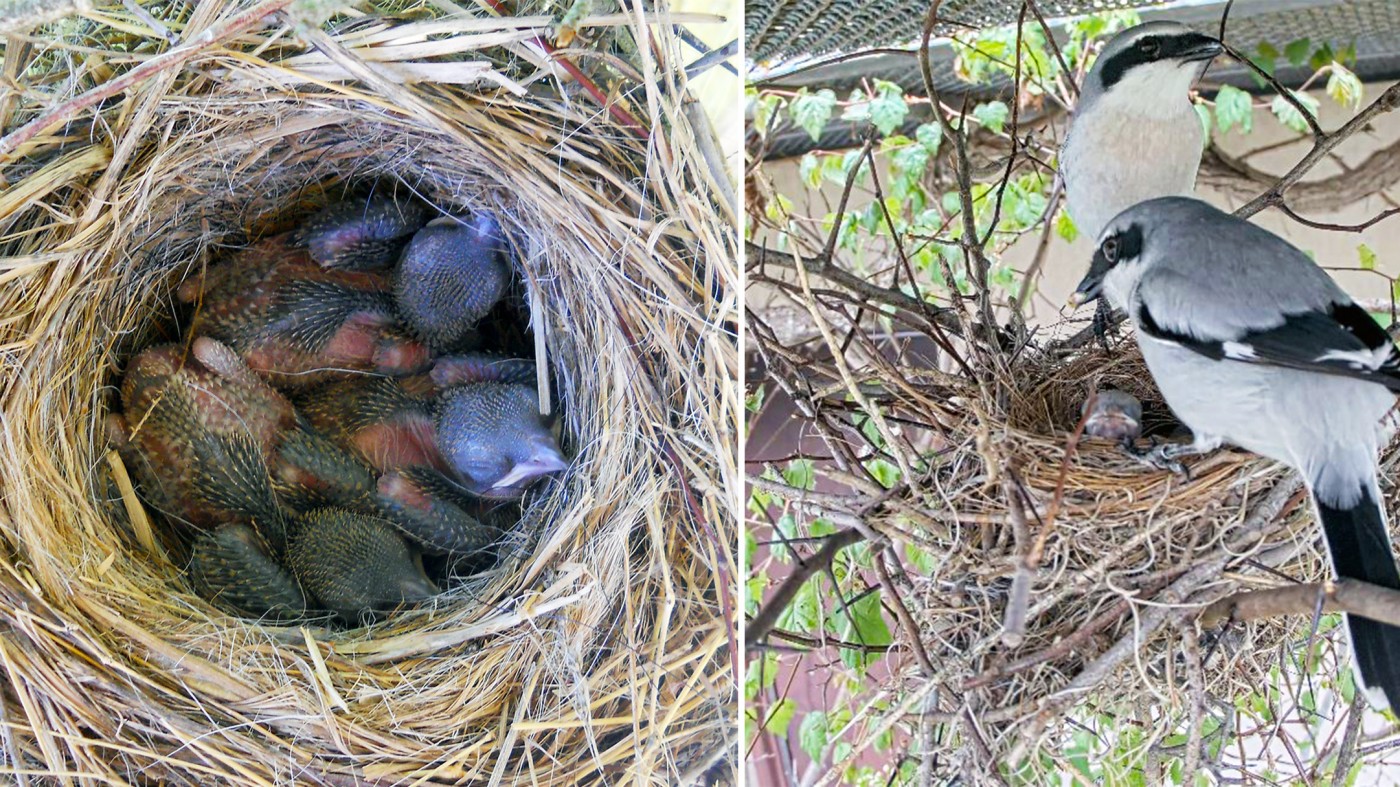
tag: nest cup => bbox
[0,6,736,783]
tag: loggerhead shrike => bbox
[1060,21,1223,242]
[1070,196,1400,710]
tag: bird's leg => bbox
[1125,433,1222,480]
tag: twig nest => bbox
[0,9,735,784]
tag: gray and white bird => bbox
[1060,21,1222,241]
[1069,196,1400,710]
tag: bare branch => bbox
[746,529,865,645]
[1200,578,1400,630]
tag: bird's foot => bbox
[1123,438,1192,480]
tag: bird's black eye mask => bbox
[1072,223,1143,305]
[1098,32,1223,89]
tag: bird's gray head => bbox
[1079,21,1222,119]
[1069,196,1221,310]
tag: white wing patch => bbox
[1318,345,1395,370]
[1222,341,1257,360]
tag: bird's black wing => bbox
[1137,299,1400,391]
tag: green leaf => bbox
[744,572,767,616]
[1327,62,1363,109]
[809,517,837,538]
[973,100,1010,134]
[1214,85,1253,134]
[866,457,901,488]
[1310,42,1335,72]
[905,543,937,575]
[1270,90,1319,134]
[1255,41,1279,61]
[916,121,943,154]
[1359,243,1378,270]
[1284,38,1311,67]
[798,711,829,761]
[744,652,779,699]
[1055,210,1079,243]
[799,153,821,189]
[782,458,816,490]
[790,89,837,141]
[1194,102,1213,149]
[776,576,821,632]
[751,91,784,139]
[832,591,893,671]
[763,698,796,735]
[869,81,909,136]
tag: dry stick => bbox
[745,529,864,645]
[875,548,937,677]
[1236,82,1400,219]
[1177,620,1206,784]
[0,0,297,161]
[1000,467,1033,647]
[1024,0,1077,98]
[1009,474,1305,762]
[1330,691,1367,787]
[1198,579,1400,630]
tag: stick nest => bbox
[0,3,737,783]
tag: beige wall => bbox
[753,83,1400,341]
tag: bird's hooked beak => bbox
[490,445,568,492]
[1068,245,1115,309]
[1174,32,1224,63]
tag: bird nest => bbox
[0,3,736,784]
[750,294,1380,771]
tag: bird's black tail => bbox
[1313,480,1400,710]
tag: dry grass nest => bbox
[0,3,737,784]
[754,307,1395,767]
[903,336,1392,752]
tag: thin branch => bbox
[1200,579,1400,630]
[746,529,865,644]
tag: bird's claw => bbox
[1123,439,1192,480]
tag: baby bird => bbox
[430,353,537,388]
[395,213,512,351]
[437,382,567,498]
[273,425,500,556]
[181,235,431,389]
[110,337,292,545]
[1080,389,1143,447]
[292,195,429,271]
[287,507,438,625]
[189,523,307,621]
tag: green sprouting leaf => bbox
[745,572,767,616]
[874,726,894,752]
[1327,62,1363,109]
[866,457,901,488]
[783,458,816,490]
[1340,42,1358,68]
[1248,42,1278,89]
[790,88,837,141]
[1214,85,1253,134]
[798,711,829,762]
[763,698,796,735]
[745,652,779,699]
[1359,243,1378,271]
[869,81,909,136]
[973,100,1010,134]
[905,543,937,575]
[1270,90,1319,133]
[1284,38,1311,67]
[1194,102,1213,149]
[832,591,894,671]
[1310,42,1336,72]
[808,517,837,538]
[799,153,821,189]
[752,91,784,139]
[776,575,821,632]
[916,121,943,154]
[1056,210,1079,243]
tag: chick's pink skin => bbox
[116,338,294,528]
[183,235,430,388]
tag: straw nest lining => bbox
[0,4,736,784]
[873,337,1362,750]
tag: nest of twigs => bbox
[749,281,1382,768]
[0,3,736,783]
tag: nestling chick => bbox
[292,195,429,271]
[297,377,446,475]
[189,523,307,621]
[1080,389,1143,446]
[437,382,567,498]
[111,338,292,545]
[377,466,502,555]
[273,425,499,556]
[430,353,537,389]
[395,213,512,351]
[181,235,431,388]
[287,507,438,625]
